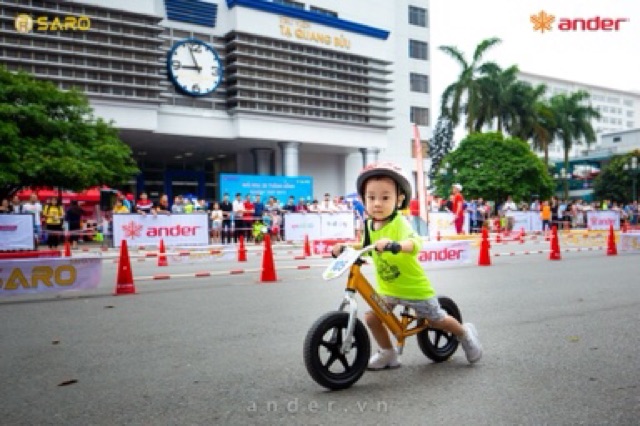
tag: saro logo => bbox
[531,10,629,33]
[15,13,91,33]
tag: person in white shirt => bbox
[319,193,338,212]
[232,193,245,242]
[21,194,43,242]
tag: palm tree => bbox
[550,91,601,198]
[474,63,520,133]
[439,37,502,133]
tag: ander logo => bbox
[531,10,629,32]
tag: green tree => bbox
[439,37,502,133]
[593,151,640,203]
[0,67,138,200]
[433,132,554,204]
[549,91,600,198]
[474,63,520,133]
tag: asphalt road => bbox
[1,243,639,425]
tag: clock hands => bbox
[187,44,202,73]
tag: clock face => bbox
[167,39,223,96]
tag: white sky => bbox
[429,0,640,127]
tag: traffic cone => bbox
[64,240,71,257]
[158,239,168,267]
[496,232,501,243]
[115,240,136,295]
[606,223,617,256]
[478,227,491,266]
[549,225,561,260]
[238,234,247,262]
[436,230,441,241]
[519,228,525,244]
[303,234,311,257]
[260,233,277,282]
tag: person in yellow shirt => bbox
[540,200,551,233]
[113,199,130,214]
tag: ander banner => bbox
[0,214,35,251]
[587,211,620,231]
[417,240,471,267]
[0,257,101,296]
[112,214,209,247]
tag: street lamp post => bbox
[623,156,639,202]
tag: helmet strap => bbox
[371,210,398,224]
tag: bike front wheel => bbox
[303,311,370,390]
[416,296,462,362]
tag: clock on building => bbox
[167,38,223,96]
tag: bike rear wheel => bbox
[303,311,370,390]
[416,296,461,362]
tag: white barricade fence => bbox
[112,214,209,247]
[418,240,472,267]
[587,211,620,231]
[284,212,354,241]
[0,257,102,296]
[0,214,35,251]
[505,211,542,232]
[428,212,470,238]
[620,233,640,252]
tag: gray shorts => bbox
[381,295,447,322]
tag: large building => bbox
[518,71,640,160]
[1,0,431,201]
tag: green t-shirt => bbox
[365,214,435,300]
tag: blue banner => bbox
[219,174,313,202]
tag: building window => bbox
[627,121,635,128]
[310,6,337,17]
[410,107,429,125]
[409,40,428,60]
[623,99,634,107]
[410,73,429,93]
[613,137,621,143]
[273,0,305,9]
[408,6,428,27]
[410,139,429,158]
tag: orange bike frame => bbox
[342,261,429,352]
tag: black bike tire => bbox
[416,296,462,362]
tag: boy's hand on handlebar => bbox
[331,243,345,258]
[375,239,401,254]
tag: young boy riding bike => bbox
[332,162,483,370]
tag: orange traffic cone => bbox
[260,234,277,282]
[115,240,136,295]
[496,232,501,243]
[478,227,491,266]
[158,239,168,267]
[64,240,71,257]
[549,225,561,260]
[606,223,618,256]
[519,227,525,244]
[238,234,247,262]
[303,234,311,257]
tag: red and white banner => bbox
[0,214,35,251]
[112,214,209,247]
[0,257,101,296]
[284,212,354,241]
[418,240,471,266]
[587,211,620,231]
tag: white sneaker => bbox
[459,323,483,363]
[367,348,401,370]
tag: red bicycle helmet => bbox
[356,162,412,210]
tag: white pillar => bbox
[279,142,300,176]
[359,148,380,168]
[251,148,273,175]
